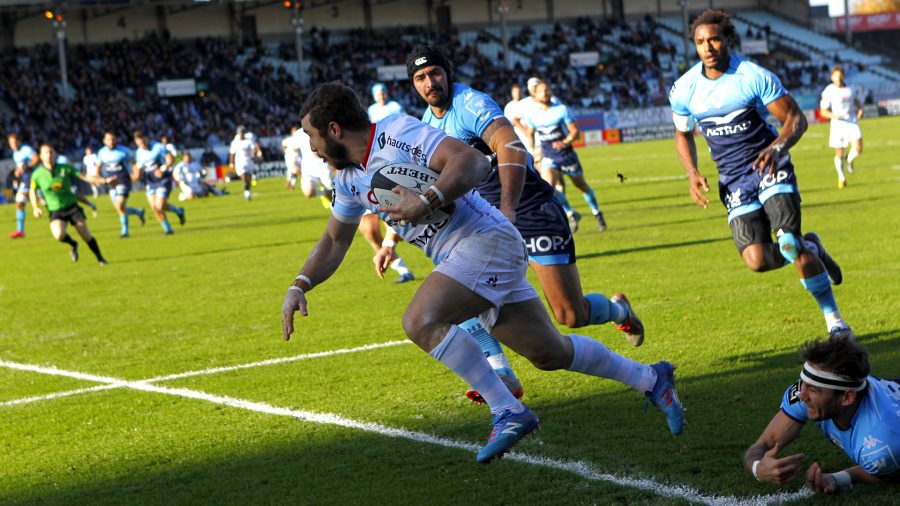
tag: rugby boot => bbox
[567,210,581,233]
[804,232,842,285]
[467,372,524,404]
[476,407,540,463]
[611,293,644,347]
[646,361,685,436]
[595,212,607,232]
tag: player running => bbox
[294,124,335,209]
[669,9,851,338]
[229,126,261,201]
[282,83,684,465]
[7,133,40,239]
[819,66,864,189]
[744,334,899,494]
[133,131,185,235]
[282,125,303,191]
[97,131,145,238]
[405,45,648,405]
[29,144,107,265]
[524,80,607,231]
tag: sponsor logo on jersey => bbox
[377,133,427,165]
[759,170,792,189]
[407,218,450,248]
[523,235,568,255]
[704,121,752,137]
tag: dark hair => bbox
[405,44,454,83]
[299,81,370,136]
[831,65,844,75]
[133,130,146,141]
[799,335,870,381]
[690,9,738,47]
[7,132,18,140]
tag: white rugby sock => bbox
[847,147,859,165]
[567,334,657,393]
[833,156,845,180]
[390,258,411,275]
[429,325,524,415]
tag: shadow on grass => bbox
[114,239,312,264]
[578,236,732,260]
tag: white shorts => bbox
[301,166,334,192]
[179,181,204,197]
[235,162,255,176]
[284,157,300,179]
[433,221,538,331]
[829,121,862,148]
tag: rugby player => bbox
[282,124,303,191]
[133,132,185,235]
[97,131,145,237]
[404,46,646,405]
[29,144,107,265]
[744,335,899,493]
[524,80,607,231]
[281,83,685,465]
[367,83,404,122]
[229,126,261,201]
[7,133,39,239]
[819,66,864,189]
[669,9,851,338]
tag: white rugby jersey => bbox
[229,137,257,166]
[820,84,859,124]
[331,114,505,263]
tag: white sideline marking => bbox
[144,340,411,383]
[0,384,121,407]
[0,358,812,506]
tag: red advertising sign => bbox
[833,12,900,32]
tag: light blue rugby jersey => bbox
[669,54,792,185]
[368,100,404,122]
[524,100,576,161]
[331,113,505,264]
[135,141,168,184]
[12,144,37,187]
[97,145,132,178]
[781,376,900,478]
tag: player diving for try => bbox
[281,83,684,466]
[404,46,656,410]
[669,9,851,338]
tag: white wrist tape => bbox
[417,193,432,212]
[287,286,304,293]
[830,470,852,490]
[752,460,762,481]
[295,274,312,288]
[428,185,446,206]
[381,238,396,248]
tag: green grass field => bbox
[1,117,898,505]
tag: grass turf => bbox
[0,116,898,505]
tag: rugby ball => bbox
[370,162,455,224]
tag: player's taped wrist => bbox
[425,186,445,207]
[294,274,312,291]
[830,471,852,490]
[752,460,762,481]
[381,238,396,248]
[417,194,432,213]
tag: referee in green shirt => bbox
[29,144,107,265]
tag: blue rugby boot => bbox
[476,407,539,463]
[646,361,685,436]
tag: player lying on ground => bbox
[744,334,899,493]
[281,82,685,465]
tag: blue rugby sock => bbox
[119,215,129,235]
[161,219,173,234]
[585,293,627,325]
[15,209,25,232]
[459,318,517,378]
[801,271,838,315]
[126,207,140,216]
[555,191,574,215]
[583,189,601,215]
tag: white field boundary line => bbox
[0,358,812,506]
[0,340,410,407]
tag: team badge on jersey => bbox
[788,380,801,404]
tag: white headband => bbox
[800,362,867,392]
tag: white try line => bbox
[0,340,411,407]
[0,357,812,506]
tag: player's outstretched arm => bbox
[28,184,43,217]
[754,95,807,176]
[282,216,358,341]
[744,411,805,484]
[673,128,708,208]
[484,118,527,223]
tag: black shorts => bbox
[729,193,802,253]
[518,198,576,265]
[49,204,86,225]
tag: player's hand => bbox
[13,167,23,178]
[756,443,805,484]
[753,144,783,176]
[687,170,710,209]
[805,462,839,494]
[373,246,394,279]
[32,207,43,218]
[551,140,566,150]
[377,186,428,226]
[281,287,308,341]
[153,169,164,179]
